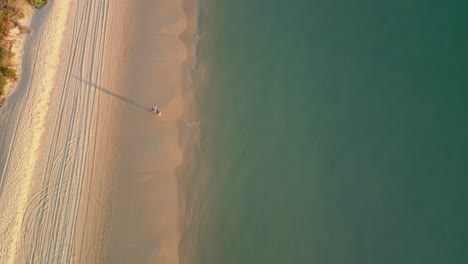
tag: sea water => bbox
[180,1,468,263]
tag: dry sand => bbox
[0,1,74,262]
[1,0,131,263]
[0,0,197,263]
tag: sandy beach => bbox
[0,0,197,263]
[105,0,198,262]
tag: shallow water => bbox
[181,1,468,263]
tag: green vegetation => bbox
[29,0,46,8]
[0,0,45,99]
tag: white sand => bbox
[0,0,132,263]
[0,1,73,262]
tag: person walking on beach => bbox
[152,106,162,116]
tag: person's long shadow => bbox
[74,76,149,112]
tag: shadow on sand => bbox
[74,76,149,112]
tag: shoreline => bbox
[176,0,203,261]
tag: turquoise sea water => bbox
[181,1,468,263]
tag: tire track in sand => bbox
[0,0,73,263]
[0,0,130,262]
[18,1,112,263]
